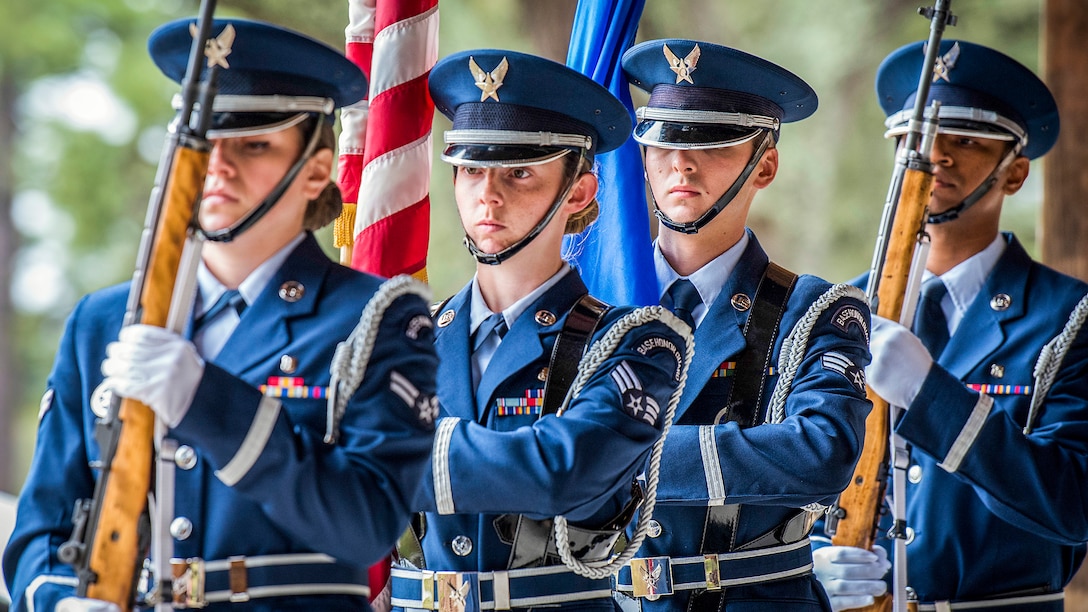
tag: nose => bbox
[670,149,697,173]
[929,137,952,166]
[207,140,235,177]
[476,170,503,206]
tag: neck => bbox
[203,230,301,288]
[475,247,565,313]
[925,220,1000,276]
[658,222,746,277]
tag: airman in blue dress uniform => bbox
[613,40,873,611]
[387,49,692,612]
[813,40,1088,612]
[3,18,438,612]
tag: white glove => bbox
[866,315,933,408]
[56,597,122,612]
[101,324,204,427]
[813,545,891,612]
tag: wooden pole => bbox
[1042,0,1088,283]
[1042,2,1088,609]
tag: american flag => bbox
[336,0,438,283]
[334,0,439,608]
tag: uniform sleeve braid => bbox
[325,274,432,443]
[553,306,695,579]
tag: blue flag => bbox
[563,0,658,307]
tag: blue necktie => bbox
[662,279,701,329]
[913,277,950,357]
[472,312,508,352]
[193,289,246,335]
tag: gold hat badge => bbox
[930,41,960,83]
[190,22,236,69]
[469,56,509,102]
[663,43,700,85]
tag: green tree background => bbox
[11,0,1088,607]
[0,0,1042,499]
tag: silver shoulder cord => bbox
[326,274,433,444]
[553,307,695,579]
[1025,292,1088,435]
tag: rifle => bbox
[56,2,222,609]
[823,2,956,611]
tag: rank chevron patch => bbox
[821,351,866,394]
[611,361,661,426]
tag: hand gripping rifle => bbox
[57,2,222,609]
[822,2,955,611]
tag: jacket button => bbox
[451,535,473,557]
[174,445,198,470]
[279,281,305,303]
[647,520,663,538]
[170,517,194,541]
[279,354,298,374]
[990,294,1012,311]
[907,464,922,484]
[535,310,557,326]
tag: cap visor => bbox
[633,120,762,149]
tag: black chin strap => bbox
[464,149,587,266]
[648,130,772,235]
[200,117,324,243]
[927,144,1022,225]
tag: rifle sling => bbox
[541,293,610,417]
[722,262,797,428]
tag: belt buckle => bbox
[703,554,721,590]
[630,556,673,600]
[170,558,207,609]
[435,571,476,612]
[421,570,435,609]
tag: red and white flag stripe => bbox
[348,0,438,281]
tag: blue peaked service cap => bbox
[429,49,631,167]
[877,39,1059,160]
[148,18,367,138]
[622,39,817,149]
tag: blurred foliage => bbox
[2,0,1044,489]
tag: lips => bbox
[667,183,702,197]
[476,218,505,233]
[202,188,237,206]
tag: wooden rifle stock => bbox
[825,3,955,610]
[830,168,932,612]
[82,145,209,609]
[64,2,220,606]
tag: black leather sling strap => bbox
[721,262,797,428]
[694,262,802,605]
[540,293,610,417]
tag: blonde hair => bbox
[563,154,599,235]
[302,119,343,230]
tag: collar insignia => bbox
[663,43,700,84]
[930,41,960,83]
[191,23,236,70]
[469,56,509,102]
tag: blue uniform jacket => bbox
[631,232,872,611]
[408,270,688,609]
[859,233,1088,608]
[3,235,438,612]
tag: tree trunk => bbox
[0,70,18,493]
[1042,0,1088,282]
[516,0,577,62]
[1042,1,1088,609]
